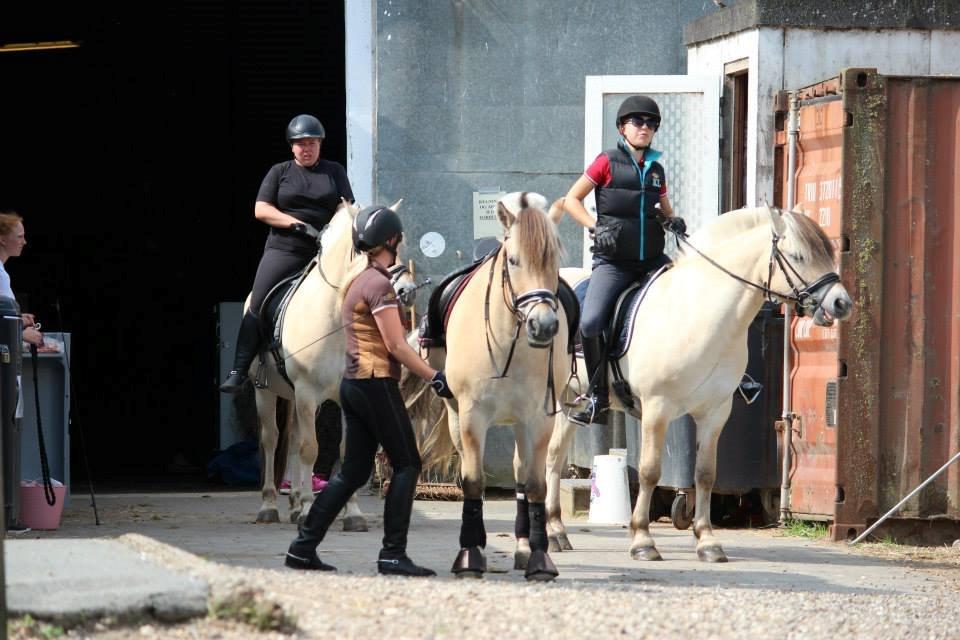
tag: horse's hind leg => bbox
[521,416,560,582]
[545,412,578,552]
[451,411,489,579]
[691,398,733,563]
[255,391,281,523]
[630,401,671,561]
[512,447,531,570]
[291,394,320,524]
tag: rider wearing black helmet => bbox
[284,205,453,577]
[559,95,686,426]
[220,114,354,393]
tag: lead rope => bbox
[29,344,56,506]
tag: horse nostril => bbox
[834,297,851,316]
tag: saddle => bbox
[254,258,318,388]
[418,247,581,353]
[572,262,672,406]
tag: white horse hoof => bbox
[555,533,573,551]
[343,515,368,532]
[630,546,663,561]
[256,508,280,524]
[697,546,728,563]
[514,549,531,570]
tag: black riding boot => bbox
[378,466,435,577]
[285,472,357,571]
[569,335,610,426]
[219,311,261,394]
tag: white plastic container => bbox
[588,454,632,525]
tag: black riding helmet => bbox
[286,114,326,143]
[616,95,661,128]
[353,205,403,252]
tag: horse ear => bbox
[390,198,403,212]
[791,202,804,214]
[548,197,565,224]
[767,204,787,237]
[496,202,516,230]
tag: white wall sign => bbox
[473,190,506,239]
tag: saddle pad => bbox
[267,258,317,347]
[572,263,671,359]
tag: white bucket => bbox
[588,454,632,525]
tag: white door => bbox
[582,75,721,267]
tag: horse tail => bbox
[400,363,456,476]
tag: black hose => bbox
[29,344,56,506]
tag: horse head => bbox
[767,205,853,326]
[496,192,563,347]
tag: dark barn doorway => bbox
[0,3,346,487]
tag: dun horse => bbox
[405,192,570,581]
[545,205,853,562]
[249,199,418,527]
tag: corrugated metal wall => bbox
[779,69,960,541]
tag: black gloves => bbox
[662,216,687,237]
[588,226,617,255]
[430,370,454,399]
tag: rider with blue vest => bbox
[562,95,687,426]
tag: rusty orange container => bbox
[776,69,960,542]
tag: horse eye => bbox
[508,255,520,267]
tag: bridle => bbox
[673,211,840,317]
[483,242,562,415]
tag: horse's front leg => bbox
[451,410,489,579]
[254,391,281,523]
[545,412,578,552]
[630,402,670,561]
[691,398,733,563]
[520,415,560,581]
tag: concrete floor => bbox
[17,488,954,596]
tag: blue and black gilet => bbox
[594,141,666,262]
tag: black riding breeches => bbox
[250,246,313,314]
[579,254,670,338]
[291,377,423,554]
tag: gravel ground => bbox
[9,533,960,640]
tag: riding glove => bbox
[661,216,688,237]
[588,226,617,255]
[430,370,454,399]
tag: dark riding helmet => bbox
[353,205,403,252]
[616,95,661,127]
[286,114,326,143]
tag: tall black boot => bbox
[219,311,261,394]
[284,472,356,571]
[378,466,435,577]
[569,335,610,426]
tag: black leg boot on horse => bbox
[219,311,262,394]
[569,334,610,426]
[451,498,487,577]
[377,465,436,577]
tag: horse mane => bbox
[512,206,563,276]
[677,206,834,267]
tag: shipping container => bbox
[775,68,960,542]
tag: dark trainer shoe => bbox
[568,398,609,426]
[377,554,436,577]
[219,370,248,394]
[285,549,337,571]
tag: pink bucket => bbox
[19,483,67,530]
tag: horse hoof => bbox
[455,570,483,580]
[548,536,560,553]
[697,546,728,563]
[451,546,487,577]
[556,533,573,551]
[514,549,531,570]
[524,550,558,582]
[343,515,369,532]
[630,546,663,561]
[289,510,302,524]
[255,508,280,524]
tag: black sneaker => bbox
[219,371,248,394]
[377,554,436,577]
[6,522,31,534]
[568,398,609,426]
[285,549,337,571]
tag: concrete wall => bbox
[350,0,719,296]
[687,26,960,206]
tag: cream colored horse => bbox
[404,192,570,581]
[251,199,416,527]
[545,205,853,562]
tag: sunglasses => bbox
[622,116,660,130]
